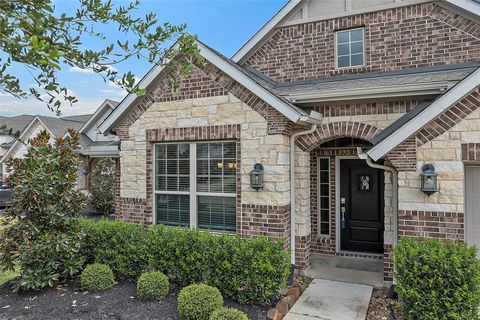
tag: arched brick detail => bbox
[296,121,382,152]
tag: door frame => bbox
[464,163,480,245]
[335,155,359,253]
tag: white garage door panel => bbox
[466,166,480,257]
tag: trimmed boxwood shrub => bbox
[80,218,149,278]
[178,284,223,320]
[137,271,169,300]
[210,307,248,320]
[81,263,115,292]
[394,237,480,320]
[79,219,289,305]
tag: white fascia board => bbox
[79,146,119,157]
[79,100,114,134]
[441,0,480,22]
[367,67,480,161]
[287,82,450,103]
[0,116,55,163]
[99,48,176,134]
[231,0,302,63]
[197,42,304,123]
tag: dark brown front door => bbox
[340,159,384,253]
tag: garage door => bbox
[465,166,480,257]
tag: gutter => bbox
[289,123,319,270]
[357,148,399,254]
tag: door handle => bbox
[341,206,346,229]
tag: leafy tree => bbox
[89,158,116,215]
[0,129,87,291]
[0,0,199,114]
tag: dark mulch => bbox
[0,279,269,320]
[366,288,403,320]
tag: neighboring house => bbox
[99,0,480,284]
[0,99,120,190]
[0,115,34,160]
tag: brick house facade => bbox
[100,0,480,284]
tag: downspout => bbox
[290,124,318,272]
[357,148,398,286]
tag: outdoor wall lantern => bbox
[250,163,264,191]
[420,164,438,196]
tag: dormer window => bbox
[335,28,365,69]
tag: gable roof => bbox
[232,0,480,64]
[99,39,322,134]
[367,66,480,161]
[0,115,35,135]
[79,99,118,134]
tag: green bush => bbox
[81,263,115,292]
[178,284,223,320]
[0,130,86,291]
[394,238,480,320]
[89,158,116,215]
[80,219,289,305]
[79,218,148,278]
[210,307,248,320]
[136,271,169,300]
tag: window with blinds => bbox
[154,141,237,232]
[318,158,330,236]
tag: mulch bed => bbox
[0,279,269,320]
[366,288,403,320]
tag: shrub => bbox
[79,218,148,278]
[89,158,116,215]
[394,237,480,320]
[178,284,223,320]
[79,219,289,305]
[210,307,248,320]
[137,271,169,300]
[81,263,115,292]
[0,130,86,291]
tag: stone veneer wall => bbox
[245,2,480,82]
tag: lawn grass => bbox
[0,215,19,285]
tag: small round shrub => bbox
[178,284,223,320]
[210,307,248,320]
[136,271,169,300]
[81,263,115,292]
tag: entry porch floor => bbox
[303,254,384,288]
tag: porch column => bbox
[383,166,395,282]
[295,146,312,267]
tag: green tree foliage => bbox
[0,0,199,114]
[0,130,87,291]
[89,158,116,215]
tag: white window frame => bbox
[317,157,331,237]
[153,141,237,232]
[335,27,366,70]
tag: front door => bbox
[340,159,384,253]
[465,166,480,257]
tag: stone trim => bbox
[398,210,464,240]
[296,121,382,152]
[462,143,480,161]
[416,87,480,145]
[114,59,293,140]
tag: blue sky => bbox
[0,0,288,117]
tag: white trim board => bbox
[367,67,480,161]
[99,39,321,134]
[232,0,480,64]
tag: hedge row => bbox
[79,218,290,305]
[394,238,480,320]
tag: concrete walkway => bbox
[304,254,384,288]
[284,279,373,320]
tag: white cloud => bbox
[69,64,118,74]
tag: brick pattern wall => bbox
[383,244,394,282]
[386,137,418,171]
[315,100,420,118]
[462,143,480,161]
[296,121,382,152]
[114,58,293,140]
[295,234,312,267]
[398,210,464,240]
[245,2,480,82]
